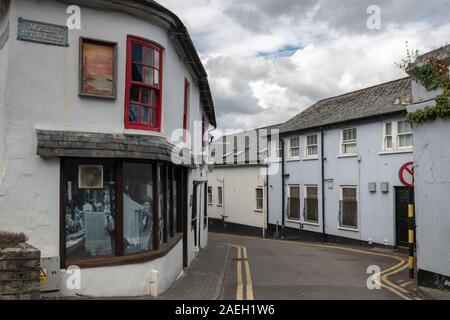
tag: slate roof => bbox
[280,77,412,134]
[37,130,194,167]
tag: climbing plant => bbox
[397,45,450,123]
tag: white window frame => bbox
[217,186,223,207]
[305,134,319,158]
[287,185,301,221]
[339,186,359,230]
[381,120,413,152]
[397,120,413,150]
[288,137,301,160]
[208,186,213,205]
[255,188,264,211]
[340,128,357,155]
[304,185,319,223]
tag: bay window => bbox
[62,159,184,268]
[125,36,163,131]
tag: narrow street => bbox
[211,233,415,300]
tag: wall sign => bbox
[17,18,69,47]
[399,162,414,189]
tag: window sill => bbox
[217,204,223,207]
[302,156,319,161]
[286,219,301,224]
[64,234,183,269]
[254,209,263,213]
[338,226,359,233]
[287,157,301,162]
[379,149,413,155]
[208,203,214,206]
[124,129,164,137]
[303,221,320,227]
[337,154,358,159]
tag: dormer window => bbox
[125,36,163,131]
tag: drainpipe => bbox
[265,166,270,239]
[321,127,327,242]
[281,138,286,240]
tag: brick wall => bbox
[0,245,40,300]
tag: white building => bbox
[407,45,450,290]
[207,129,275,237]
[0,0,215,297]
[268,77,415,248]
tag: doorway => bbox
[395,187,414,247]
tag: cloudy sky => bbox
[158,0,450,136]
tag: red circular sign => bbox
[399,162,415,189]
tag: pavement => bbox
[158,237,230,300]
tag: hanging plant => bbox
[397,44,450,123]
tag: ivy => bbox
[398,47,450,124]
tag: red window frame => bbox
[183,79,190,143]
[125,36,164,131]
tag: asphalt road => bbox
[213,233,405,300]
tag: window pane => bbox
[341,187,357,228]
[291,138,299,147]
[142,107,150,124]
[151,89,158,107]
[343,143,357,154]
[64,160,116,259]
[130,86,140,103]
[307,146,318,156]
[132,64,143,82]
[288,186,300,220]
[142,87,151,105]
[399,134,413,148]
[290,148,300,158]
[385,123,392,136]
[157,166,165,244]
[144,66,154,86]
[132,44,142,62]
[343,128,356,141]
[123,163,154,255]
[307,135,317,146]
[129,104,140,123]
[385,137,393,149]
[143,47,154,66]
[154,50,160,68]
[154,70,160,87]
[150,108,156,127]
[398,121,412,134]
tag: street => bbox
[211,233,414,300]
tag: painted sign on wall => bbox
[17,18,68,47]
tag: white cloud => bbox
[157,0,450,135]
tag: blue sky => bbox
[158,0,450,136]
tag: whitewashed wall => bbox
[208,166,267,229]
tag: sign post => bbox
[399,162,415,278]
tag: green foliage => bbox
[400,51,450,124]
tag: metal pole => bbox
[408,204,415,279]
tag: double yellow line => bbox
[234,246,254,300]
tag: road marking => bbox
[236,246,244,301]
[242,247,255,300]
[400,281,414,288]
[219,233,416,300]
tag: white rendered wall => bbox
[208,166,267,229]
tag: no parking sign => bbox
[399,162,415,189]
